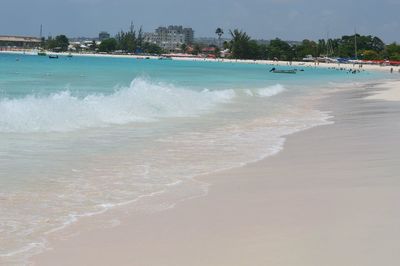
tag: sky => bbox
[1,0,399,43]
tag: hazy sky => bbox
[1,0,399,43]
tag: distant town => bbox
[1,24,400,65]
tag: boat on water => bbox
[269,68,297,74]
[272,70,296,74]
[49,55,59,59]
[37,52,47,56]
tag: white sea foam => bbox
[244,84,286,97]
[0,81,294,265]
[0,78,236,133]
[256,84,286,97]
[0,80,287,133]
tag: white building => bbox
[144,25,194,52]
[0,35,41,49]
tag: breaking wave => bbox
[0,79,286,133]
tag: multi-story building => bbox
[144,25,194,52]
[0,35,41,49]
[98,31,110,41]
[182,28,194,44]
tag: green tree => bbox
[142,42,164,54]
[99,38,117,53]
[335,34,384,58]
[46,35,69,51]
[383,42,400,60]
[137,26,144,49]
[55,35,69,51]
[115,26,137,52]
[258,44,269,60]
[317,39,326,56]
[229,29,252,59]
[295,39,318,59]
[370,36,385,52]
[215,28,224,48]
[267,38,293,60]
[180,43,187,53]
[247,40,263,59]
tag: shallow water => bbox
[0,53,384,264]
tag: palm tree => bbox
[180,43,187,53]
[229,29,251,59]
[215,28,224,48]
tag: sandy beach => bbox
[2,50,400,74]
[29,79,400,265]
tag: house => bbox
[0,35,41,49]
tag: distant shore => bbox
[2,49,400,74]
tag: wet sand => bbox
[32,81,400,265]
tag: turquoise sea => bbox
[0,52,384,264]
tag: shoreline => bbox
[2,50,400,74]
[2,50,400,264]
[30,79,400,265]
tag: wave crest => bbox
[244,84,286,97]
[0,78,235,133]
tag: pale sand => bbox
[365,80,400,101]
[30,81,400,265]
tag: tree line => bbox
[224,29,400,61]
[98,27,164,54]
[41,27,400,61]
[42,24,165,55]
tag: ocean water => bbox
[0,53,382,264]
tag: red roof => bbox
[202,47,216,52]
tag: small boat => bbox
[269,68,296,74]
[272,70,296,74]
[49,55,59,59]
[38,52,47,56]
